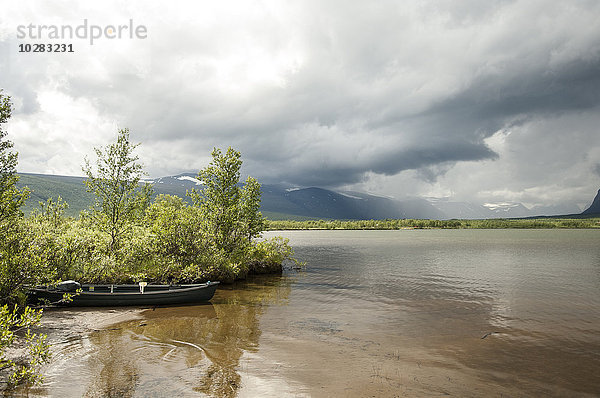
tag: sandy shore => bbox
[37,306,146,343]
[1,307,146,395]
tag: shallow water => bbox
[20,229,600,397]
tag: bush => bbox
[247,237,295,274]
[0,305,50,386]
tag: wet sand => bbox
[37,306,145,336]
[3,307,145,397]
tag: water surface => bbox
[22,229,600,397]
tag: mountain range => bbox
[16,172,594,220]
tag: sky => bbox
[1,0,600,209]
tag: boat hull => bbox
[28,282,219,307]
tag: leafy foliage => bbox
[246,237,299,274]
[0,93,53,304]
[17,143,294,285]
[0,305,50,386]
[186,147,270,282]
[146,195,204,266]
[0,220,63,304]
[0,93,29,225]
[240,176,266,241]
[35,196,69,229]
[0,92,52,388]
[83,128,152,256]
[190,147,265,256]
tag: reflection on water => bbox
[21,277,291,397]
[16,229,600,397]
[270,229,600,397]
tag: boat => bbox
[27,281,220,307]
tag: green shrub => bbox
[0,305,50,386]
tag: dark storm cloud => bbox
[353,55,600,185]
[264,53,600,187]
[428,58,600,125]
[263,138,498,188]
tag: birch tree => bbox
[83,128,152,256]
[190,147,265,257]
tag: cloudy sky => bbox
[1,0,600,209]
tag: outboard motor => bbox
[55,280,81,292]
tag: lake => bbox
[22,229,600,397]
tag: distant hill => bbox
[261,186,445,220]
[144,175,444,220]
[582,189,600,215]
[17,173,93,217]
[15,172,590,220]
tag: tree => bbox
[240,176,265,241]
[83,128,152,257]
[0,91,50,386]
[0,91,28,225]
[190,147,265,257]
[0,92,36,302]
[36,196,69,230]
[145,194,204,272]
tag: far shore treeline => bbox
[267,218,600,230]
[0,91,296,386]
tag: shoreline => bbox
[39,306,146,334]
[266,217,600,230]
[3,307,146,395]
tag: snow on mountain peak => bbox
[483,202,521,211]
[177,176,202,185]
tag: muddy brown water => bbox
[16,229,600,397]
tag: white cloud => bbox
[7,89,118,176]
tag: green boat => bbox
[27,281,220,307]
